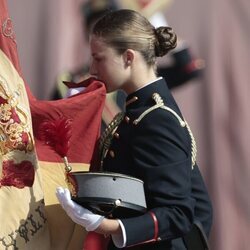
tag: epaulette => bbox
[133,93,197,169]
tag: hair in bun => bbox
[154,27,177,57]
[92,9,177,65]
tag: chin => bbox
[104,81,119,93]
[106,89,115,94]
[106,86,117,93]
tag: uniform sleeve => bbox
[121,109,196,247]
[191,164,213,236]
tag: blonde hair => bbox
[92,9,177,65]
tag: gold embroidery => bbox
[99,112,124,165]
[0,76,34,155]
[2,18,16,43]
[0,103,12,120]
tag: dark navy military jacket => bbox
[102,78,213,249]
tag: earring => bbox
[127,60,131,65]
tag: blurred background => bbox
[8,0,250,249]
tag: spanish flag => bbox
[0,0,105,249]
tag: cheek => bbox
[104,75,123,92]
[102,63,118,79]
[100,59,125,89]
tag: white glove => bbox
[56,187,104,231]
[65,87,86,98]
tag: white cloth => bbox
[56,187,104,231]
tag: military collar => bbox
[125,78,169,109]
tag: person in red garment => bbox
[56,9,213,250]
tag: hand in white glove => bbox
[56,187,104,231]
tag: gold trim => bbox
[109,150,115,158]
[114,132,119,139]
[126,96,138,107]
[133,92,197,169]
[185,121,197,169]
[99,112,124,165]
[125,116,130,123]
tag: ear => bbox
[123,49,135,67]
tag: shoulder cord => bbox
[133,93,197,169]
[99,112,125,166]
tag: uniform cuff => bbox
[121,212,157,246]
[111,219,126,248]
